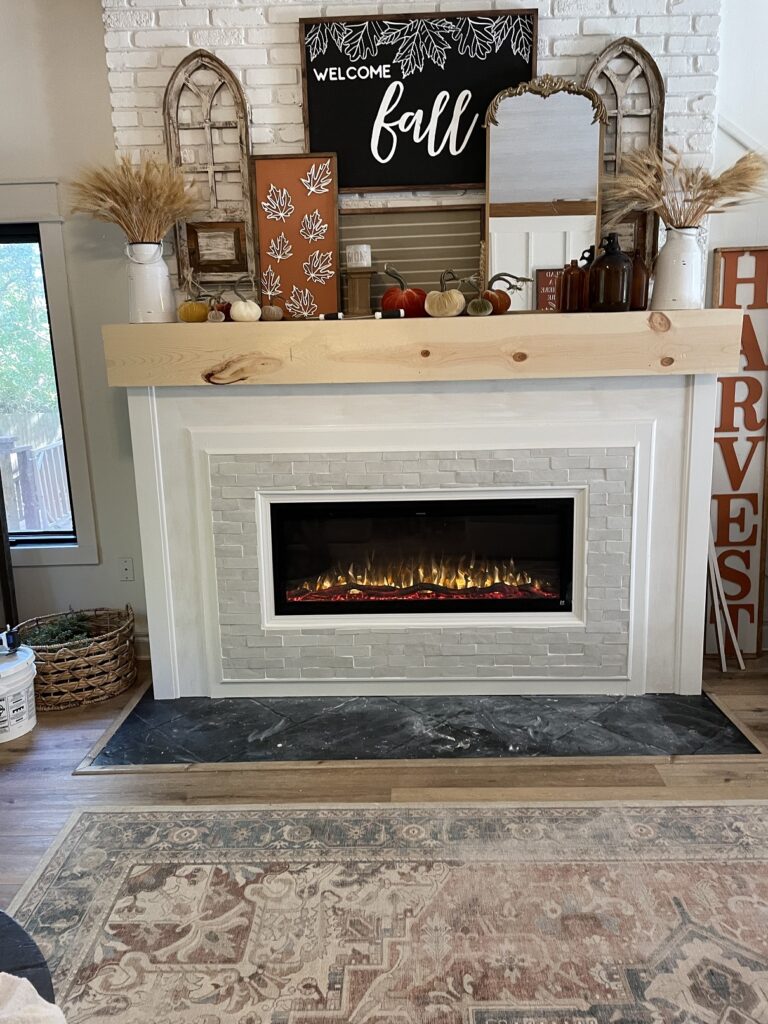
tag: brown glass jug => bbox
[560,259,585,313]
[580,246,595,311]
[589,233,632,312]
[630,251,650,311]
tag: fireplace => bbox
[269,495,574,617]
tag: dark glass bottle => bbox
[560,259,585,313]
[589,233,632,312]
[630,251,650,311]
[580,246,595,311]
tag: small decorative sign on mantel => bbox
[299,10,537,191]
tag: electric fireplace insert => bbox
[270,497,574,616]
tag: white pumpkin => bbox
[230,299,262,322]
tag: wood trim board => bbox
[102,310,743,388]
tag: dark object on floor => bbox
[91,692,757,766]
[0,909,55,1002]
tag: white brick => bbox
[690,77,718,97]
[278,126,305,144]
[254,106,304,124]
[552,36,603,55]
[111,111,139,127]
[695,14,720,32]
[582,17,635,33]
[611,0,665,12]
[695,55,719,73]
[538,18,580,37]
[666,34,718,54]
[245,87,273,106]
[104,9,153,29]
[140,110,165,127]
[160,47,194,66]
[250,126,276,145]
[104,30,132,48]
[136,70,173,87]
[554,0,609,13]
[133,29,189,46]
[106,51,158,69]
[246,25,299,44]
[537,57,580,76]
[665,114,714,134]
[108,71,135,89]
[212,8,268,26]
[111,90,161,108]
[638,15,690,32]
[269,45,302,64]
[266,5,318,23]
[246,67,297,85]
[665,74,717,94]
[159,9,210,27]
[191,27,243,45]
[115,128,165,147]
[220,47,268,66]
[276,86,301,105]
[669,0,720,11]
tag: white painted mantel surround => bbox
[126,373,717,700]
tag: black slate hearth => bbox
[88,691,757,767]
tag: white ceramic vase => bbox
[650,227,703,310]
[125,242,176,323]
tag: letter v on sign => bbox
[715,435,765,490]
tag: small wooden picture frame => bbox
[187,221,249,276]
[251,153,341,319]
[536,268,563,311]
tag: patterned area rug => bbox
[10,804,768,1023]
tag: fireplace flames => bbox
[287,554,557,603]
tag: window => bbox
[0,180,97,566]
[0,224,75,545]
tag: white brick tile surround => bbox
[210,446,634,683]
[101,0,723,192]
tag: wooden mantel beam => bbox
[102,309,743,388]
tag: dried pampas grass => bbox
[604,148,768,230]
[70,156,199,243]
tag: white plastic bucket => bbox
[0,646,37,742]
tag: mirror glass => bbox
[485,79,606,310]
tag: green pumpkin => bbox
[466,296,493,317]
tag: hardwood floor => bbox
[1,666,768,909]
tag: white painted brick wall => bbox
[101,0,723,204]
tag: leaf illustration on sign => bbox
[489,14,533,62]
[299,210,329,243]
[300,160,333,196]
[379,18,454,77]
[261,184,294,222]
[303,250,335,285]
[305,21,349,60]
[260,264,282,299]
[267,233,293,262]
[285,285,318,319]
[343,20,386,62]
[449,16,495,60]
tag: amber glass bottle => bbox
[560,259,585,313]
[630,251,650,311]
[580,246,595,311]
[589,234,632,312]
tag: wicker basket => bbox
[17,606,138,711]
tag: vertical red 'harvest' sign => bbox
[709,248,768,656]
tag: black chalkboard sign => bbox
[300,10,538,192]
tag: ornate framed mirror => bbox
[484,75,607,310]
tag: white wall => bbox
[710,0,768,249]
[0,0,147,636]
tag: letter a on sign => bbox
[709,249,768,656]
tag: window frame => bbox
[0,181,98,566]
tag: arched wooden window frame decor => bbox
[583,38,665,268]
[163,49,257,289]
